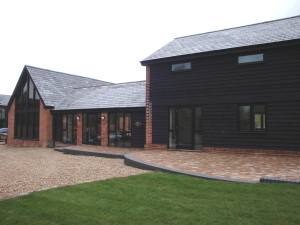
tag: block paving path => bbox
[129,150,300,182]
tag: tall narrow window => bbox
[239,104,266,132]
[254,105,266,130]
[109,112,132,147]
[82,113,100,145]
[14,75,40,140]
[239,105,251,131]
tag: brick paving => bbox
[129,150,300,182]
[0,145,146,199]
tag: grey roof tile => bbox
[0,94,10,106]
[26,65,113,108]
[55,81,146,110]
[142,16,300,62]
[25,66,145,110]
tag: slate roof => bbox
[142,15,300,62]
[26,66,113,108]
[55,81,146,110]
[0,94,10,106]
[23,66,145,110]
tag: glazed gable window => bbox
[14,75,40,140]
[238,53,264,64]
[171,62,192,72]
[239,104,266,132]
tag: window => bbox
[238,53,264,64]
[168,106,202,149]
[171,62,191,72]
[14,75,40,140]
[82,113,100,145]
[239,104,266,132]
[0,107,6,128]
[109,112,132,147]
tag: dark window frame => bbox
[108,112,132,147]
[82,112,101,145]
[168,105,203,150]
[238,104,267,133]
[171,62,192,72]
[14,75,40,140]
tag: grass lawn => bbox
[0,172,300,225]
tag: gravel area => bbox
[0,146,147,199]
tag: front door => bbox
[176,108,193,149]
[109,112,132,147]
[62,114,76,144]
[169,106,202,150]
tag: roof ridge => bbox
[175,15,300,40]
[25,65,113,84]
[72,80,146,90]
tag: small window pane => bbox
[169,108,175,130]
[29,79,34,100]
[254,105,266,130]
[239,105,251,131]
[238,54,264,64]
[171,62,191,72]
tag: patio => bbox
[59,145,300,183]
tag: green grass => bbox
[0,173,300,225]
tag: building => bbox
[0,94,10,128]
[141,16,300,150]
[7,66,145,147]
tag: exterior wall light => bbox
[76,115,80,121]
[101,116,105,120]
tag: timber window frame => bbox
[14,75,40,140]
[238,104,266,132]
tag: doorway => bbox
[109,112,132,147]
[169,106,202,150]
[82,113,100,145]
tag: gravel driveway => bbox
[0,146,146,199]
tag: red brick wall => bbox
[7,100,53,147]
[7,99,15,145]
[145,66,152,147]
[39,101,53,147]
[101,112,108,146]
[76,112,82,145]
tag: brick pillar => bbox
[144,66,168,150]
[76,112,82,145]
[7,99,15,145]
[145,66,153,148]
[39,101,53,147]
[101,112,108,146]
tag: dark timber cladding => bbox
[141,16,300,150]
[148,44,300,149]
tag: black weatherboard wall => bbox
[149,44,300,149]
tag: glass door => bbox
[169,106,202,150]
[62,114,76,144]
[109,112,132,147]
[176,108,193,149]
[83,113,100,145]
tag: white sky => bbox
[0,0,300,95]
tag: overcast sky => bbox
[0,0,300,95]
